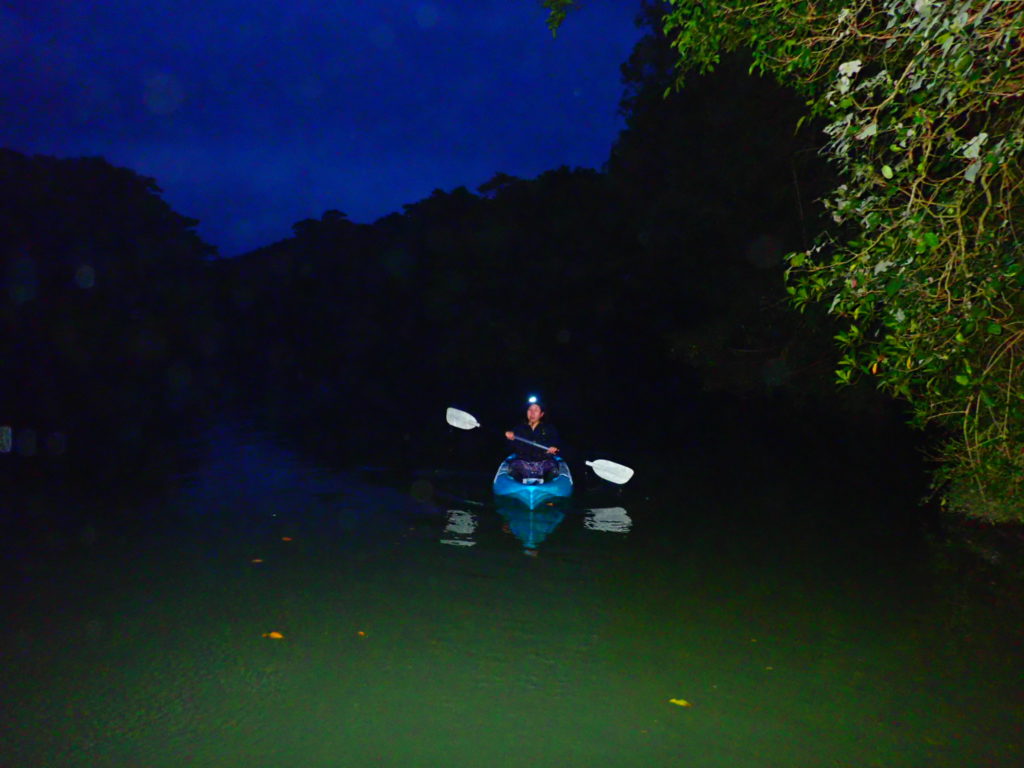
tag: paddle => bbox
[445,407,635,485]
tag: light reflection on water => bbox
[442,504,632,552]
[441,509,477,547]
[2,421,1023,767]
[585,506,632,533]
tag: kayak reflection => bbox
[441,504,633,554]
[496,498,566,556]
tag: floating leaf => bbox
[668,698,692,707]
[262,631,285,639]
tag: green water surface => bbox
[3,422,1022,767]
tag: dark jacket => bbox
[509,421,560,461]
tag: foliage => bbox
[0,149,220,485]
[217,169,636,409]
[543,0,576,35]
[552,0,1024,521]
[606,6,852,406]
[677,0,1024,521]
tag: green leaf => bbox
[955,374,971,386]
[881,165,894,179]
[856,122,878,140]
[789,252,805,267]
[987,323,1003,335]
[885,277,904,297]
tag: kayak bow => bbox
[493,455,573,509]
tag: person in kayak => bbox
[504,401,560,480]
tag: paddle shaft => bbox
[513,435,557,453]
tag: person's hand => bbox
[547,446,559,454]
[505,431,514,440]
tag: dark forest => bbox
[1,23,917,500]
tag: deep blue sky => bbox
[2,0,645,255]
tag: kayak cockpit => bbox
[493,456,573,509]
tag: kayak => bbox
[492,455,573,509]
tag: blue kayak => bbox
[493,455,573,509]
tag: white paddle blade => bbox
[446,407,481,430]
[585,459,634,485]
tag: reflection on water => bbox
[584,506,632,533]
[441,509,477,547]
[443,504,633,554]
[497,501,566,554]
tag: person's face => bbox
[526,404,543,424]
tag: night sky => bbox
[2,0,644,255]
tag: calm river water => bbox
[3,418,1023,767]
